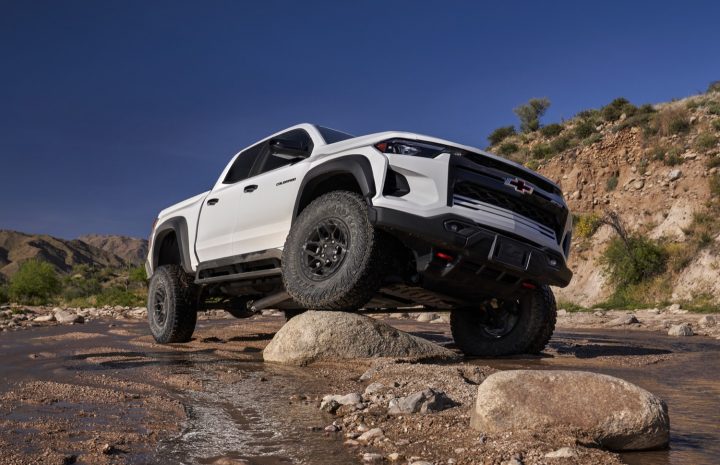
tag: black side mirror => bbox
[269,138,310,160]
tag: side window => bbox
[256,129,314,175]
[223,142,264,184]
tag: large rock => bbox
[263,311,458,365]
[471,370,669,451]
[53,309,84,324]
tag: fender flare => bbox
[292,154,376,220]
[151,216,194,275]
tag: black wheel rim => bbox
[153,286,168,326]
[301,217,350,280]
[474,298,520,338]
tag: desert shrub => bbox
[710,174,720,197]
[0,285,8,304]
[531,143,553,159]
[649,146,666,162]
[8,260,61,305]
[606,175,619,191]
[708,80,720,93]
[695,132,718,151]
[657,107,690,136]
[488,126,516,146]
[128,266,147,284]
[601,97,637,122]
[636,157,649,174]
[574,213,602,238]
[525,159,540,171]
[707,155,720,169]
[583,133,603,146]
[574,119,596,139]
[549,135,575,154]
[498,142,519,156]
[615,105,656,131]
[540,123,564,138]
[576,109,601,120]
[707,102,720,116]
[61,275,102,301]
[514,98,551,133]
[664,147,683,166]
[95,287,145,307]
[601,235,667,287]
[713,119,720,131]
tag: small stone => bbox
[387,452,404,462]
[364,382,385,396]
[320,399,340,414]
[101,444,115,455]
[344,439,360,446]
[545,447,578,458]
[388,388,454,414]
[324,424,340,432]
[668,323,693,337]
[667,169,682,181]
[34,314,55,322]
[409,462,434,465]
[362,453,384,463]
[557,309,568,316]
[358,427,385,443]
[699,315,717,328]
[503,459,523,465]
[416,313,438,323]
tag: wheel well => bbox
[295,173,363,216]
[157,232,182,267]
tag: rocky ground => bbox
[0,305,718,464]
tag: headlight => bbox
[374,138,449,158]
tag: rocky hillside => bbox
[0,230,146,279]
[488,84,720,308]
[78,234,148,266]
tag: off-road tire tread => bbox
[282,191,385,310]
[523,285,557,354]
[147,265,197,343]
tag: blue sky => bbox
[2,0,719,239]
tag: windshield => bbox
[316,125,354,144]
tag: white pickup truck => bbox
[145,123,572,356]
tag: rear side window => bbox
[317,126,354,144]
[223,142,264,184]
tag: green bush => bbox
[525,159,540,171]
[574,213,602,238]
[583,133,603,146]
[0,285,8,304]
[549,135,574,153]
[96,287,145,307]
[540,123,564,138]
[601,97,637,122]
[695,132,718,151]
[664,147,683,166]
[606,175,619,191]
[487,126,516,146]
[531,143,553,159]
[708,102,720,116]
[601,235,667,287]
[8,260,61,305]
[574,119,596,139]
[498,142,519,156]
[708,80,720,93]
[514,98,551,133]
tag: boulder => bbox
[470,370,669,451]
[699,315,717,328]
[53,309,84,324]
[263,311,458,365]
[668,323,693,336]
[416,313,438,323]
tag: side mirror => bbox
[269,138,310,160]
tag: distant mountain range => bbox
[0,230,148,278]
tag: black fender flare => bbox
[292,154,376,220]
[151,216,194,275]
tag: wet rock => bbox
[263,311,458,365]
[607,314,638,326]
[362,453,384,464]
[358,427,385,443]
[321,393,362,411]
[545,447,578,458]
[699,315,717,328]
[320,399,341,413]
[34,314,55,322]
[470,370,669,451]
[388,388,454,414]
[668,323,693,336]
[53,309,84,324]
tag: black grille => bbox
[454,181,561,239]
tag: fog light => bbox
[548,258,558,267]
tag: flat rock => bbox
[387,388,454,414]
[263,311,458,365]
[668,323,693,336]
[416,313,438,323]
[470,370,669,451]
[34,314,56,322]
[607,314,639,326]
[545,447,578,458]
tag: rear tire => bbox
[450,285,556,356]
[281,191,385,310]
[147,265,198,343]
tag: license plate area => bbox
[490,237,531,270]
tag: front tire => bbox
[450,285,557,356]
[281,191,385,310]
[147,265,198,343]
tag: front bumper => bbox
[370,206,573,291]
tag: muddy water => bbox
[479,329,720,465]
[2,320,719,465]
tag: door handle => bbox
[206,198,219,206]
[244,184,258,193]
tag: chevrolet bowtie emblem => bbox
[505,177,534,194]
